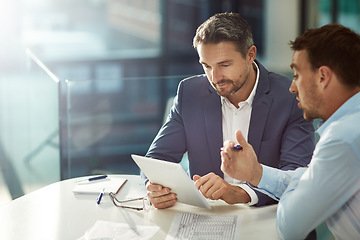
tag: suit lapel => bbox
[203,86,223,177]
[248,60,273,156]
[249,94,273,156]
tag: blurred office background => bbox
[0,0,359,209]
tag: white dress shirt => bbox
[221,62,259,205]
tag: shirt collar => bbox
[317,92,360,137]
[221,61,260,108]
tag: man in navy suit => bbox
[145,13,315,209]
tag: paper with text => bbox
[166,213,242,240]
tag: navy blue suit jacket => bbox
[146,60,315,206]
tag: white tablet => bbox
[131,154,211,209]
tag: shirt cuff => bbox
[256,165,281,200]
[238,183,259,206]
[258,165,278,191]
[256,164,307,200]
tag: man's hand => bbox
[221,130,263,187]
[193,173,251,204]
[146,181,177,209]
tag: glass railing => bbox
[0,42,60,204]
[0,39,194,204]
[59,75,187,179]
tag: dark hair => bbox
[290,23,360,88]
[193,12,253,57]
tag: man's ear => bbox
[247,45,257,62]
[319,66,332,89]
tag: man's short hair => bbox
[290,24,360,88]
[193,12,254,58]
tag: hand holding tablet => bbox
[145,181,178,209]
[131,154,211,209]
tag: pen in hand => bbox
[97,188,105,205]
[232,144,243,150]
[220,144,243,151]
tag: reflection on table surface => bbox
[0,175,280,240]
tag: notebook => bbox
[72,177,127,195]
[131,154,211,209]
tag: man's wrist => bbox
[237,184,259,205]
[249,163,263,187]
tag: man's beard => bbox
[213,77,248,97]
[297,88,323,121]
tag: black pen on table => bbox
[97,188,105,205]
[76,175,108,183]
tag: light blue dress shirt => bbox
[256,92,360,240]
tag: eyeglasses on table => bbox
[109,192,151,211]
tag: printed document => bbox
[166,213,242,240]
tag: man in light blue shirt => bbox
[221,24,360,239]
